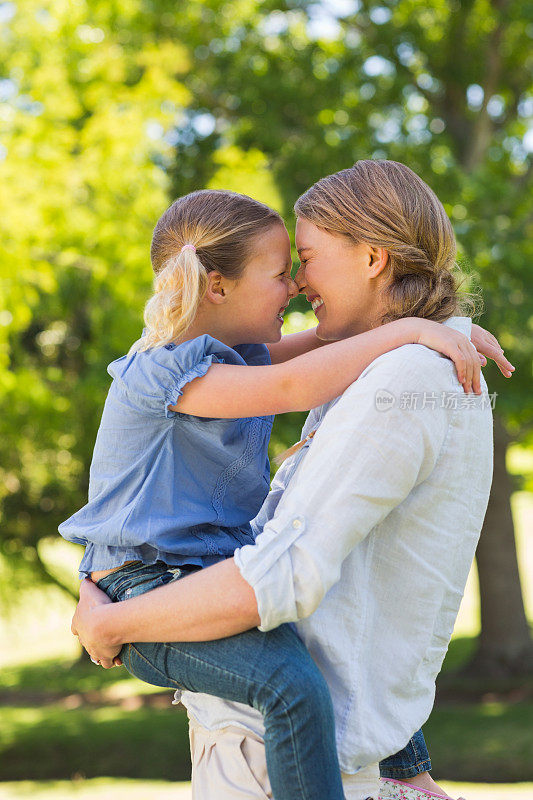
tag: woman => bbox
[72,161,510,800]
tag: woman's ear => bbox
[205,271,230,304]
[368,247,389,279]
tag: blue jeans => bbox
[97,561,345,800]
[379,727,431,778]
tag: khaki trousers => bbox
[189,716,380,800]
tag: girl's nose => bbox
[287,276,299,300]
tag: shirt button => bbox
[292,519,302,529]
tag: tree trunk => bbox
[464,415,533,677]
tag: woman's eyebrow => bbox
[297,247,311,255]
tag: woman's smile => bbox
[309,295,324,314]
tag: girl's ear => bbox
[205,271,230,304]
[368,247,389,278]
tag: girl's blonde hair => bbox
[294,159,476,323]
[132,189,283,352]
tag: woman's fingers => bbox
[87,650,117,669]
[98,657,117,669]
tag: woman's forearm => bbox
[95,558,260,647]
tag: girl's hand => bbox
[71,579,123,669]
[413,320,482,394]
[471,323,515,378]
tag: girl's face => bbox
[294,217,387,340]
[225,223,297,345]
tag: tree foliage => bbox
[1,0,531,672]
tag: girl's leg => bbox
[379,729,431,779]
[124,628,344,800]
[380,731,457,799]
[98,563,344,800]
[189,719,381,800]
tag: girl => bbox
[61,188,485,800]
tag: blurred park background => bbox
[0,0,532,797]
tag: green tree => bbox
[0,0,190,597]
[1,0,531,679]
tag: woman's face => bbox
[294,217,387,340]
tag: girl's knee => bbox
[258,658,332,717]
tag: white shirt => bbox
[179,317,493,773]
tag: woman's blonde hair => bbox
[132,190,283,352]
[276,160,478,467]
[294,159,477,323]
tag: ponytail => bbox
[130,245,208,353]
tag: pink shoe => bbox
[379,777,466,800]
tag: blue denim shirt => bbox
[58,335,274,577]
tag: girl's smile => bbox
[221,223,297,346]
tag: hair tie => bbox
[180,244,196,254]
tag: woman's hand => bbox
[71,579,123,669]
[471,323,515,377]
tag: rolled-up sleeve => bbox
[234,347,451,631]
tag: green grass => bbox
[440,785,533,800]
[0,779,193,799]
[1,664,531,783]
[0,780,532,800]
[425,703,533,783]
[0,657,133,694]
[0,705,191,782]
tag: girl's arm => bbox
[171,317,482,419]
[267,328,327,364]
[267,322,513,372]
